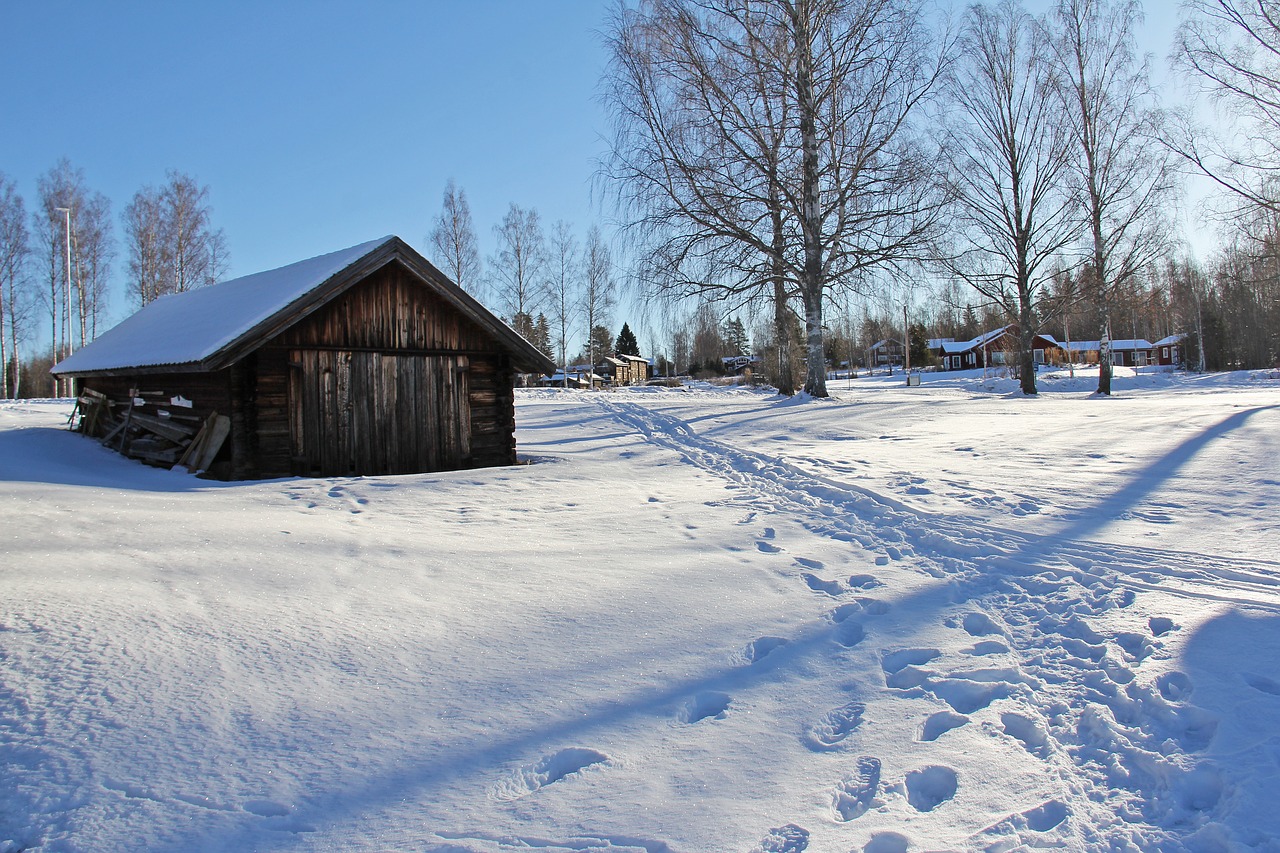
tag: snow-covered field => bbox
[2,367,1279,853]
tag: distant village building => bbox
[1154,334,1186,367]
[867,339,904,369]
[52,236,555,479]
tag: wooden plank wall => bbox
[255,263,516,476]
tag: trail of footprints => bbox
[749,535,1087,852]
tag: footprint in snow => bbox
[920,710,968,742]
[802,572,845,596]
[492,747,610,801]
[963,640,1008,656]
[929,677,1009,714]
[757,540,783,554]
[881,648,941,675]
[904,765,958,812]
[677,691,731,724]
[959,612,1002,637]
[1001,712,1050,758]
[751,823,809,853]
[740,636,789,664]
[794,556,824,570]
[848,573,882,589]
[1242,672,1280,696]
[1157,671,1194,701]
[856,598,891,616]
[1021,799,1068,832]
[863,832,911,853]
[836,620,867,648]
[804,701,865,750]
[1149,616,1176,636]
[243,799,292,818]
[833,756,881,821]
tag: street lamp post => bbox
[54,207,73,397]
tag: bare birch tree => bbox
[490,204,547,340]
[547,220,580,380]
[1174,0,1280,214]
[940,0,1082,395]
[1049,0,1178,394]
[123,171,227,307]
[123,186,166,306]
[75,191,113,344]
[162,171,227,296]
[429,179,483,296]
[603,0,949,396]
[582,226,617,371]
[0,174,31,398]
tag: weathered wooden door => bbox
[288,349,471,476]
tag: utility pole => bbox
[54,207,73,397]
[903,303,910,374]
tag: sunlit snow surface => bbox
[2,366,1279,852]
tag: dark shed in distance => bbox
[52,236,556,478]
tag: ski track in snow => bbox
[594,395,1280,849]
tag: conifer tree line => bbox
[598,0,1280,395]
[0,161,226,398]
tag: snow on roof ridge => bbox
[54,236,396,375]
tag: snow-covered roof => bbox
[941,327,1010,354]
[869,339,901,350]
[1154,334,1186,347]
[1064,340,1101,352]
[54,237,392,375]
[53,236,556,377]
[1111,339,1154,350]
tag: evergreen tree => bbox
[532,313,554,360]
[723,316,749,356]
[615,322,640,356]
[585,325,614,364]
[908,322,933,367]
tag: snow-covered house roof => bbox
[53,236,554,377]
[1154,334,1186,347]
[1110,339,1154,351]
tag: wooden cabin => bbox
[52,236,555,479]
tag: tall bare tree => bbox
[604,0,949,396]
[122,186,166,306]
[162,171,227,296]
[1174,0,1280,214]
[0,174,31,398]
[1050,0,1178,394]
[123,171,227,307]
[75,191,113,344]
[940,0,1082,395]
[547,220,580,380]
[582,226,617,370]
[429,179,483,296]
[490,203,547,340]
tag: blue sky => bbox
[2,1,1205,347]
[2,1,618,326]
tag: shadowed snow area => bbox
[2,367,1279,852]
